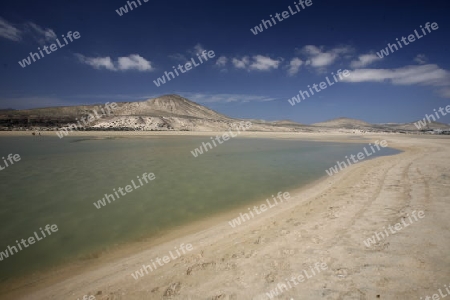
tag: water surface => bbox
[0,135,400,282]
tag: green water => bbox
[0,136,400,282]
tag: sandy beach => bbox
[1,132,449,300]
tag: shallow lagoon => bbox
[0,136,400,281]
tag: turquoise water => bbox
[0,136,400,282]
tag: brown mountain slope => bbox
[115,94,230,120]
[311,117,372,129]
[0,95,306,132]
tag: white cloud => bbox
[177,92,277,103]
[0,17,21,41]
[0,18,57,45]
[216,56,227,67]
[232,56,250,69]
[332,46,354,55]
[171,43,210,63]
[76,54,153,72]
[341,64,449,85]
[301,45,322,56]
[341,64,450,98]
[75,54,116,71]
[25,22,56,45]
[310,53,335,67]
[287,57,303,76]
[350,53,381,68]
[231,55,281,71]
[414,54,428,65]
[189,43,206,56]
[117,54,152,71]
[249,55,282,71]
[300,45,353,68]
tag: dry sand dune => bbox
[3,133,450,300]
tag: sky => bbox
[0,0,449,124]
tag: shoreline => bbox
[1,132,448,299]
[0,133,372,297]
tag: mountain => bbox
[0,95,305,132]
[1,95,449,134]
[311,117,372,129]
[114,95,229,120]
[311,117,450,133]
[376,121,450,131]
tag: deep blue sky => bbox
[1,0,449,124]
